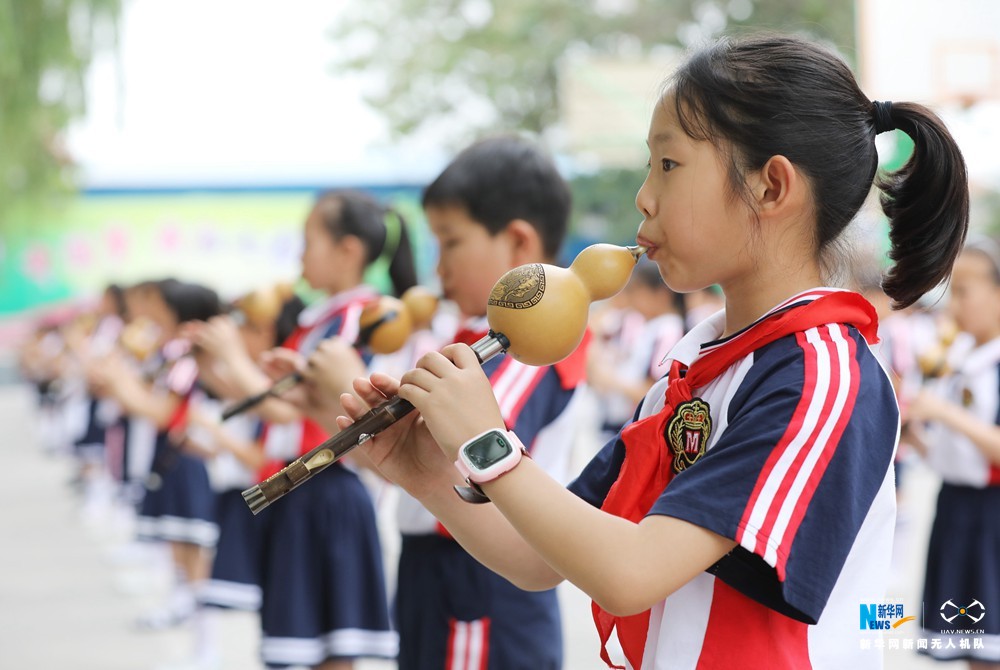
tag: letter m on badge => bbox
[684,430,700,454]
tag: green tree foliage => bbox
[331,0,856,143]
[0,0,119,226]
[332,0,855,243]
[570,167,648,245]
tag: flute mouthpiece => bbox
[627,244,648,261]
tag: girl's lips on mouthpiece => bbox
[636,236,657,259]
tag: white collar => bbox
[958,336,1000,375]
[663,287,846,367]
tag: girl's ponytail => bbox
[316,190,418,297]
[876,101,969,309]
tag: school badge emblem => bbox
[666,398,711,473]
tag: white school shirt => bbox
[923,336,1000,487]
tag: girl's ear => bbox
[503,219,545,266]
[337,234,367,262]
[752,155,802,220]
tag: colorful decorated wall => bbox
[0,185,433,348]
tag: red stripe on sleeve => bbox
[445,619,459,670]
[775,325,860,579]
[737,330,819,555]
[755,327,842,564]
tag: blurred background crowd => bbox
[2,0,999,669]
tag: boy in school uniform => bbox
[307,135,586,669]
[398,135,586,670]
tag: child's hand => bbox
[586,342,618,393]
[186,407,214,430]
[396,343,506,461]
[259,347,304,382]
[906,389,947,423]
[302,338,366,416]
[259,347,309,409]
[338,373,456,499]
[189,316,243,362]
[99,353,138,397]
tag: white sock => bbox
[192,605,219,663]
[169,575,196,616]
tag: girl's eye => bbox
[645,158,652,170]
[661,158,677,172]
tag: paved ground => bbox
[0,383,969,669]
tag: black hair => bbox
[422,135,571,260]
[668,33,968,309]
[158,280,224,324]
[274,294,306,346]
[312,190,417,297]
[104,283,127,318]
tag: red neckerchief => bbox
[452,322,591,389]
[452,326,487,347]
[592,291,879,670]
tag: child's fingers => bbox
[368,372,401,397]
[399,367,442,392]
[413,350,454,376]
[351,376,390,408]
[339,392,365,421]
[440,343,481,368]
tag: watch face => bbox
[466,433,513,470]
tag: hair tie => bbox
[871,100,895,134]
[380,209,402,263]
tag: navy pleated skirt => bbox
[200,488,265,611]
[919,482,1000,662]
[258,463,397,667]
[136,434,218,548]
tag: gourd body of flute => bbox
[241,243,644,512]
[487,243,644,365]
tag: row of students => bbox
[321,33,973,670]
[21,132,586,669]
[234,33,983,670]
[902,239,1000,669]
[17,30,994,670]
[225,137,593,669]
